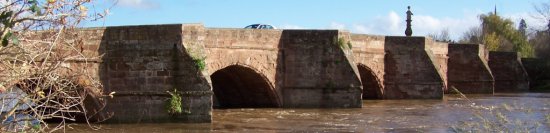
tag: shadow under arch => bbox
[357,64,383,99]
[210,65,281,108]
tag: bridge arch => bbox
[210,64,281,108]
[357,64,384,99]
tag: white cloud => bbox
[340,10,483,40]
[116,0,159,9]
[283,11,543,40]
[348,11,404,36]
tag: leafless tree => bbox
[428,28,452,43]
[531,1,550,58]
[459,26,483,44]
[0,0,114,132]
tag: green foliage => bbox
[336,37,353,49]
[193,57,206,71]
[483,32,500,51]
[0,0,42,47]
[185,44,207,71]
[337,37,346,49]
[166,89,183,115]
[480,13,535,57]
[32,123,41,131]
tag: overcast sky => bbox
[87,0,550,40]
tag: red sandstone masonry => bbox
[14,23,519,123]
[447,44,494,94]
[426,39,449,91]
[383,36,445,99]
[489,52,529,92]
[76,24,212,123]
[203,28,282,102]
[350,34,385,99]
[280,30,362,108]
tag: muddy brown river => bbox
[66,93,550,132]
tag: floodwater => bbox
[67,93,550,133]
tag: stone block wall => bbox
[203,28,282,100]
[488,52,529,92]
[280,30,362,108]
[15,23,526,123]
[88,24,211,123]
[383,37,444,99]
[447,44,494,94]
[350,34,385,86]
[350,34,385,99]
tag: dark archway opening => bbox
[211,65,280,108]
[358,64,383,99]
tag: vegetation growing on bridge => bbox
[185,43,207,71]
[166,89,183,114]
[336,37,352,50]
[193,57,206,71]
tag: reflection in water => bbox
[67,93,550,132]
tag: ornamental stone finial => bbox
[405,6,413,36]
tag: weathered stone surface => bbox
[447,44,494,94]
[280,30,362,108]
[383,36,445,99]
[489,52,529,92]
[350,34,385,99]
[426,39,449,91]
[84,24,212,123]
[204,28,283,107]
[12,23,528,124]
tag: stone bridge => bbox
[51,24,530,123]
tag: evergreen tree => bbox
[519,19,527,38]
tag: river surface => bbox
[66,93,550,133]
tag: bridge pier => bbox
[383,37,445,99]
[280,30,362,108]
[489,52,529,92]
[447,44,494,94]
